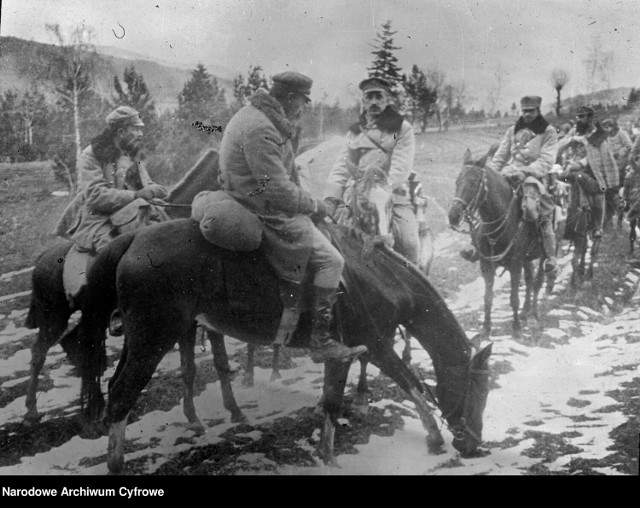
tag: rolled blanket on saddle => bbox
[192,190,263,251]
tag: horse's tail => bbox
[75,231,137,420]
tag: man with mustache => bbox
[219,71,367,364]
[324,77,420,263]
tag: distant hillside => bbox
[0,36,234,112]
[562,87,633,110]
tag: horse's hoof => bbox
[107,457,125,475]
[352,396,369,416]
[23,411,41,426]
[188,419,206,435]
[426,433,445,454]
[270,371,282,382]
[231,412,248,424]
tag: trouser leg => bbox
[591,192,605,237]
[391,203,420,264]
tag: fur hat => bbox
[106,106,145,127]
[576,105,595,116]
[520,96,542,109]
[271,71,313,102]
[359,77,391,94]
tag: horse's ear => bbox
[462,148,472,165]
[473,342,493,365]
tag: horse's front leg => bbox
[179,323,205,434]
[587,237,602,280]
[629,220,637,256]
[320,359,352,467]
[243,343,256,387]
[479,260,495,338]
[521,260,534,320]
[509,265,523,338]
[368,345,444,454]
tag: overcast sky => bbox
[2,0,639,110]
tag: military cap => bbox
[106,106,145,127]
[576,105,595,116]
[520,96,542,109]
[359,76,391,94]
[271,71,313,102]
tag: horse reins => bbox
[456,166,524,263]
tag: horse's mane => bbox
[166,148,220,205]
[325,223,471,361]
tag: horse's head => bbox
[448,164,485,228]
[436,342,493,457]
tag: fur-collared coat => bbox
[558,124,619,190]
[324,107,415,204]
[219,90,319,283]
[55,144,166,253]
[487,115,558,195]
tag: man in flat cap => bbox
[324,76,421,264]
[460,95,560,276]
[557,105,619,237]
[55,106,168,328]
[219,71,367,364]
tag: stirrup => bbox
[592,228,602,239]
[109,309,124,337]
[543,257,557,275]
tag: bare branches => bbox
[550,68,570,117]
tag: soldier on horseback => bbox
[218,71,366,364]
[557,105,620,238]
[323,77,421,263]
[460,96,559,276]
[54,106,169,319]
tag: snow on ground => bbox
[0,230,638,475]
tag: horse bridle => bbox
[453,165,523,263]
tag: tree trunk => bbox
[555,89,562,118]
[73,82,82,167]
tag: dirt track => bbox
[0,128,638,476]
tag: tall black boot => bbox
[309,286,367,363]
[540,216,557,275]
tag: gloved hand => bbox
[146,184,168,199]
[134,188,155,201]
[310,199,328,223]
[324,197,340,218]
[501,167,525,181]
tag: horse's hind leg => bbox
[270,345,282,382]
[243,343,256,387]
[208,330,247,423]
[521,261,534,320]
[179,323,205,434]
[320,359,352,466]
[352,357,370,415]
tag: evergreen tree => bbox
[232,64,269,109]
[402,65,437,132]
[367,20,404,93]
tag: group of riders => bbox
[54,70,640,365]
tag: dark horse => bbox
[448,150,551,338]
[22,149,221,424]
[558,167,603,287]
[71,217,492,473]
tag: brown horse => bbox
[70,217,492,473]
[448,150,550,339]
[23,149,220,424]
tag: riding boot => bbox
[539,215,557,276]
[309,286,367,363]
[109,308,124,336]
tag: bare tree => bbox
[425,68,446,130]
[41,24,106,172]
[486,64,504,117]
[584,35,614,94]
[550,68,570,117]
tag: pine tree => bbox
[402,65,437,132]
[367,20,404,93]
[177,63,229,125]
[232,64,269,109]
